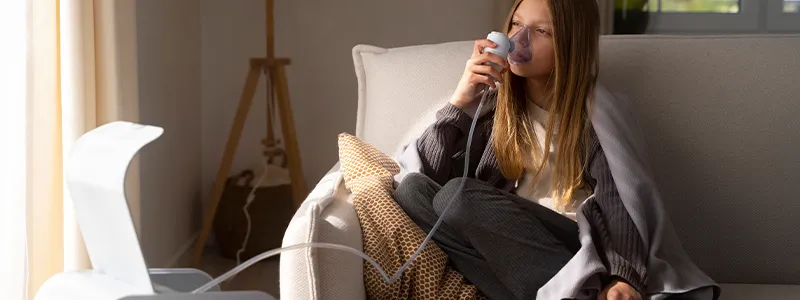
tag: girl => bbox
[394,0,646,299]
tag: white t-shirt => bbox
[513,103,589,219]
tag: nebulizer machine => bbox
[35,25,532,300]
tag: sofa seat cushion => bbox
[279,163,366,300]
[717,283,800,299]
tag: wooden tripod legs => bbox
[272,62,307,208]
[191,58,307,268]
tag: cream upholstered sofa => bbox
[280,35,800,300]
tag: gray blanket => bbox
[393,84,720,299]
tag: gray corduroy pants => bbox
[393,173,580,300]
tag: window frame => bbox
[767,0,800,31]
[646,0,762,33]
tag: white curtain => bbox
[0,1,139,299]
[0,1,30,299]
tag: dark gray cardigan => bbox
[415,96,649,292]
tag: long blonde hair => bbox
[492,0,600,210]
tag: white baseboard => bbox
[164,231,200,268]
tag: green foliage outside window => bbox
[645,0,740,13]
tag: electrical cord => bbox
[226,157,271,283]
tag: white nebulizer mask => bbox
[508,23,532,66]
[484,24,532,72]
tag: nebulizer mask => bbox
[191,28,535,294]
[507,23,533,66]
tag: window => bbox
[769,0,800,31]
[650,0,740,13]
[644,0,760,32]
[638,0,800,33]
[786,0,800,13]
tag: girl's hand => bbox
[598,279,642,300]
[449,39,509,109]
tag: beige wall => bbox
[200,0,496,201]
[136,0,203,267]
[493,0,515,30]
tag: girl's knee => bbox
[436,197,471,229]
[441,177,489,196]
[394,173,439,205]
[396,173,430,193]
[407,173,438,185]
[441,177,466,193]
[435,178,484,226]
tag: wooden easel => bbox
[191,0,307,268]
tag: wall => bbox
[201,0,497,201]
[494,0,515,30]
[136,0,203,267]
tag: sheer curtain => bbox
[0,1,139,299]
[0,1,31,299]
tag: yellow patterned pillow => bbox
[337,133,484,300]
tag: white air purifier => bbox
[35,121,275,300]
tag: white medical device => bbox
[35,122,275,300]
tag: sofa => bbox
[280,35,800,299]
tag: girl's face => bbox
[508,0,555,80]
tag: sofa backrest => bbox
[352,35,800,284]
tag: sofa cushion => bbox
[718,284,800,300]
[352,42,473,155]
[279,163,366,300]
[352,35,800,285]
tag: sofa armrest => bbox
[279,162,366,300]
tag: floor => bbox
[193,248,281,298]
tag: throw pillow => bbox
[337,133,484,299]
